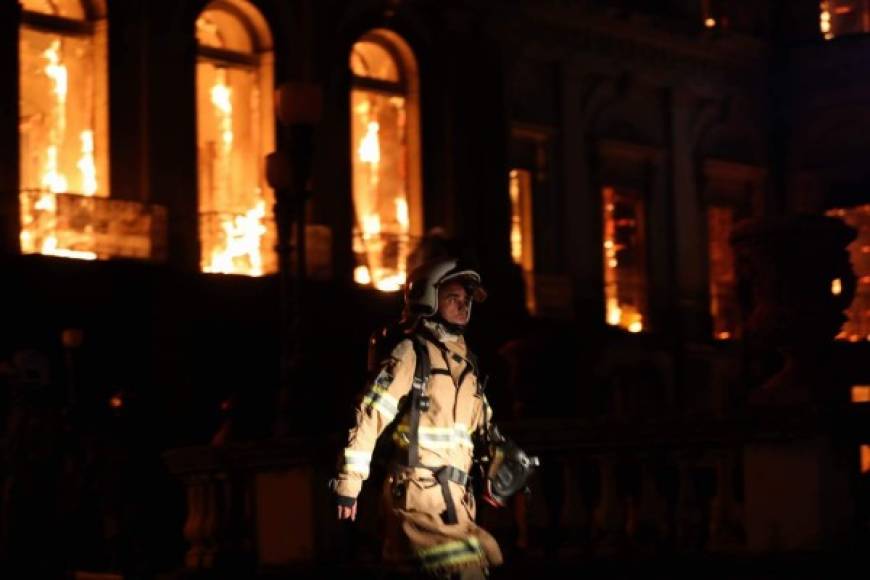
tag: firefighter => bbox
[333,257,503,578]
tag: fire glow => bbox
[350,35,414,292]
[509,170,524,265]
[602,187,644,333]
[201,69,270,276]
[196,10,276,277]
[351,100,411,291]
[827,204,870,342]
[708,206,739,340]
[204,200,268,276]
[20,35,101,260]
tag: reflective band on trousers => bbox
[417,537,485,570]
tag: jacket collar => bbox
[422,319,461,344]
[420,320,468,362]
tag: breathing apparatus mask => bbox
[476,424,540,507]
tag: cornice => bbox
[490,3,769,83]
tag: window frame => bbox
[348,28,423,291]
[596,139,663,334]
[194,0,276,276]
[699,158,765,341]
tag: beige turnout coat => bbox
[335,330,503,574]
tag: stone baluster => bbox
[620,460,640,544]
[201,476,222,568]
[180,471,242,570]
[675,456,703,551]
[179,469,257,570]
[634,456,670,547]
[182,475,210,568]
[709,450,744,550]
[223,471,255,566]
[575,456,599,550]
[593,454,626,553]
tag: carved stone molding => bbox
[497,4,766,83]
[700,159,766,214]
[596,139,666,191]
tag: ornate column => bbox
[708,450,743,550]
[634,457,669,546]
[674,455,703,551]
[592,454,627,553]
[165,440,320,574]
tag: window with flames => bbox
[19,1,166,262]
[19,0,106,259]
[708,206,740,340]
[196,2,275,276]
[602,186,647,333]
[509,168,538,314]
[820,1,870,39]
[827,205,870,341]
[350,30,422,292]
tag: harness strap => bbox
[400,464,469,525]
[434,465,469,487]
[437,469,459,524]
[407,336,430,468]
[404,331,472,525]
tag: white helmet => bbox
[404,257,487,319]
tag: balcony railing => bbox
[19,190,167,261]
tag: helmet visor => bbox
[438,270,487,303]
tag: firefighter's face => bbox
[438,281,471,326]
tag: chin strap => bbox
[429,314,467,336]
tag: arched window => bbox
[196,0,275,276]
[699,161,756,342]
[349,29,422,291]
[19,0,110,259]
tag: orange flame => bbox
[199,68,272,276]
[358,120,381,164]
[853,386,870,403]
[603,187,643,332]
[20,37,99,260]
[352,93,411,291]
[77,130,97,196]
[204,200,268,276]
[509,169,523,264]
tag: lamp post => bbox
[267,81,322,437]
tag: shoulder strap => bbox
[465,349,479,376]
[406,335,431,467]
[411,334,431,382]
[454,347,481,395]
